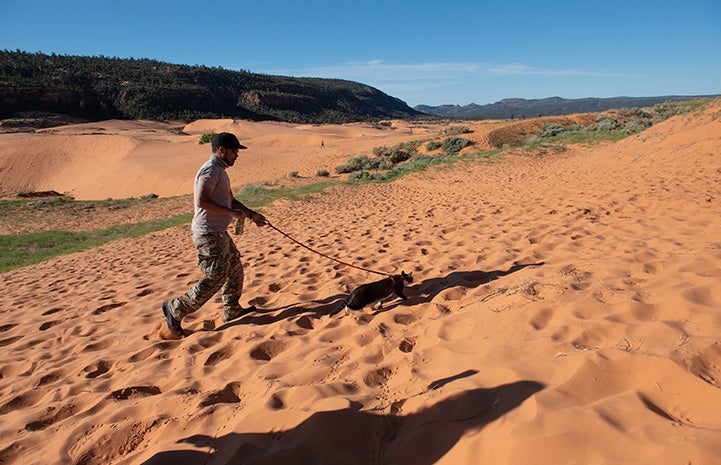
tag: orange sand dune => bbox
[0,118,479,200]
[1,101,721,464]
[0,119,404,199]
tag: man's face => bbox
[220,147,239,166]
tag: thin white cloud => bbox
[262,60,619,81]
[247,60,627,106]
[269,60,481,82]
[486,63,619,77]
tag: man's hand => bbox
[248,211,268,226]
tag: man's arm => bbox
[231,196,267,226]
[195,181,244,219]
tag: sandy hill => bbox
[0,119,433,200]
[0,101,720,464]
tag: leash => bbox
[265,221,389,277]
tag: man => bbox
[162,132,267,338]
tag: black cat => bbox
[338,271,413,316]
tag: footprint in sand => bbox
[92,301,127,315]
[108,385,162,401]
[682,285,719,307]
[82,338,116,352]
[204,345,233,367]
[269,283,282,292]
[529,307,554,330]
[84,360,112,378]
[363,366,395,388]
[296,315,315,330]
[642,260,664,274]
[0,323,18,332]
[37,370,66,386]
[268,393,285,410]
[195,333,223,349]
[399,338,415,353]
[0,335,24,347]
[688,341,721,387]
[250,340,291,361]
[25,404,76,431]
[39,320,61,331]
[0,390,46,415]
[128,347,157,363]
[435,303,451,315]
[41,307,65,316]
[435,287,466,302]
[69,419,162,463]
[199,382,241,407]
[393,313,416,325]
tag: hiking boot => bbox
[162,301,183,335]
[223,305,256,323]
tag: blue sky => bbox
[2,0,720,106]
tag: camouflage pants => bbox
[166,231,244,320]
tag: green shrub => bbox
[240,185,268,196]
[316,169,330,177]
[335,154,379,173]
[378,158,395,170]
[426,140,442,151]
[442,136,470,155]
[385,155,445,180]
[595,115,621,132]
[372,145,392,157]
[620,122,649,135]
[199,132,216,145]
[348,170,373,181]
[442,125,471,135]
[539,124,582,139]
[289,171,299,178]
[372,142,418,163]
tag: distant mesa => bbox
[0,50,422,125]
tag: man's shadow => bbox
[219,262,544,329]
[141,376,544,465]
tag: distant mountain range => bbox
[415,95,720,119]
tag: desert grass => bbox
[0,150,491,272]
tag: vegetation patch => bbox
[441,136,470,155]
[441,125,472,135]
[0,214,191,273]
[425,140,442,151]
[489,100,708,149]
[199,133,216,145]
[237,182,335,209]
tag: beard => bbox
[223,154,236,166]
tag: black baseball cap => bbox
[212,132,247,151]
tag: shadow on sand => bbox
[409,261,544,304]
[216,262,544,329]
[141,377,544,465]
